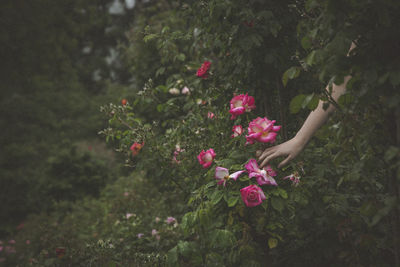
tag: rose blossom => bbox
[126,213,135,219]
[215,167,245,186]
[207,112,215,119]
[231,125,243,138]
[196,61,211,78]
[137,233,144,239]
[130,142,144,156]
[240,184,266,207]
[155,217,161,223]
[165,217,176,224]
[229,93,256,120]
[245,159,277,186]
[283,172,301,186]
[245,117,281,144]
[172,145,185,164]
[197,148,216,168]
[169,88,180,95]
[181,86,190,95]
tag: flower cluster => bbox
[196,61,211,78]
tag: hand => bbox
[257,137,306,168]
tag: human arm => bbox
[258,75,351,168]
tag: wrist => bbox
[293,133,309,149]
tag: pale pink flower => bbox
[152,229,160,240]
[0,246,3,252]
[8,240,15,244]
[215,167,245,186]
[169,88,180,95]
[151,229,158,236]
[137,233,144,239]
[181,86,190,95]
[245,159,277,186]
[207,112,215,119]
[123,192,129,197]
[231,125,243,138]
[283,172,301,186]
[229,93,256,120]
[197,149,216,168]
[126,213,134,219]
[165,217,176,224]
[172,145,185,164]
[245,117,281,144]
[155,217,161,223]
[240,184,266,207]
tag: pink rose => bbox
[196,61,211,78]
[231,125,243,138]
[240,184,266,207]
[245,159,277,186]
[207,112,215,119]
[130,142,144,156]
[215,167,245,186]
[229,94,256,120]
[165,217,176,224]
[197,148,216,168]
[126,213,134,219]
[137,233,144,239]
[181,86,190,95]
[245,117,281,144]
[283,172,301,186]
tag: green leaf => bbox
[210,229,236,248]
[271,197,284,212]
[211,190,224,205]
[166,246,178,266]
[143,33,158,43]
[384,146,399,162]
[225,193,239,207]
[305,50,316,66]
[282,67,301,87]
[289,94,306,114]
[268,238,278,249]
[176,53,186,61]
[301,36,312,50]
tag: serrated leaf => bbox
[211,190,224,205]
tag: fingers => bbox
[255,150,262,157]
[278,155,292,168]
[258,146,277,162]
[259,151,282,168]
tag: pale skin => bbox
[258,42,356,168]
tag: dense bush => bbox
[3,0,399,266]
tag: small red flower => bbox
[130,142,144,156]
[55,247,66,259]
[121,99,127,106]
[196,61,211,79]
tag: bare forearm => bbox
[295,75,351,146]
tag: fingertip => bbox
[256,150,262,157]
